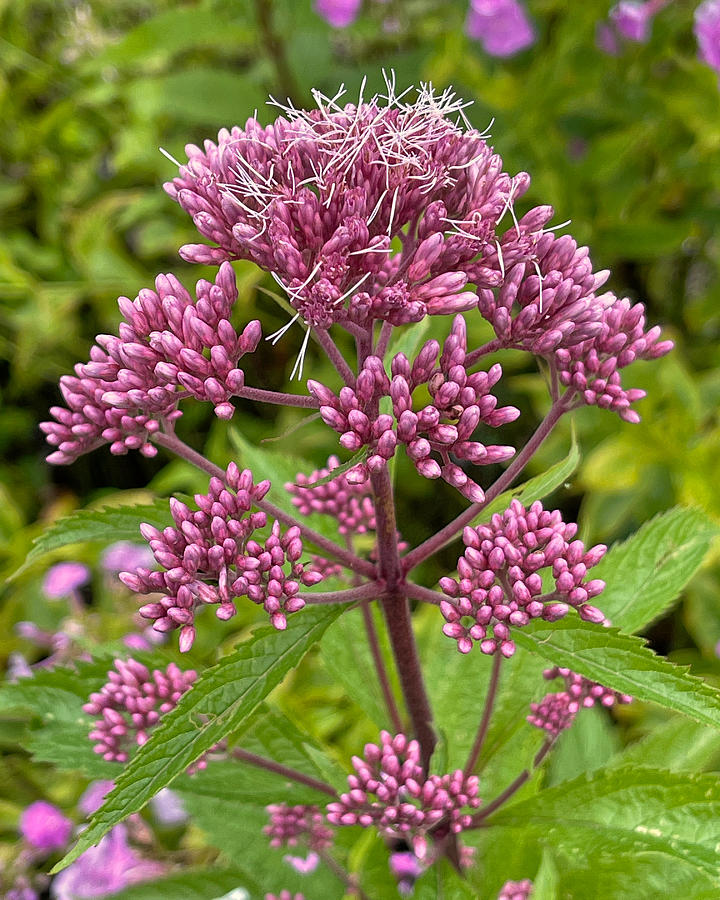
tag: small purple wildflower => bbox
[315,0,362,27]
[42,562,90,599]
[101,541,154,574]
[83,658,197,763]
[326,732,480,856]
[695,0,720,75]
[609,1,654,42]
[150,788,188,826]
[19,802,73,853]
[264,804,333,850]
[528,667,632,736]
[498,879,534,900]
[284,851,320,874]
[390,851,425,895]
[440,500,607,656]
[466,0,535,58]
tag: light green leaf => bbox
[387,317,431,362]
[532,850,560,900]
[491,767,720,885]
[513,619,720,730]
[13,500,172,578]
[108,868,258,900]
[547,705,620,785]
[606,716,720,774]
[53,607,342,872]
[592,507,717,634]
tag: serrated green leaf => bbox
[53,606,343,872]
[513,619,720,730]
[592,507,717,634]
[607,716,720,773]
[108,868,258,900]
[491,767,720,885]
[13,500,172,578]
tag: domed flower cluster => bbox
[286,455,378,536]
[440,500,607,656]
[527,667,632,736]
[326,732,480,855]
[309,316,518,499]
[41,264,260,464]
[84,659,197,763]
[119,464,321,650]
[264,804,333,851]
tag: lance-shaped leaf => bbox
[591,506,717,634]
[513,619,720,729]
[52,606,342,872]
[489,767,720,887]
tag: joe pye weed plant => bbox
[14,74,720,898]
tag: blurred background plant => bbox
[1,0,719,895]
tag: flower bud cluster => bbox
[120,464,318,649]
[326,732,480,854]
[83,658,197,763]
[41,264,260,463]
[309,316,518,499]
[286,455,377,535]
[264,804,333,851]
[498,879,534,900]
[440,500,607,656]
[527,667,632,736]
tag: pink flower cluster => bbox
[498,879,534,900]
[264,804,333,850]
[286,455,377,536]
[83,658,197,763]
[310,317,517,499]
[40,264,259,464]
[440,500,607,656]
[326,732,480,855]
[120,465,322,648]
[527,667,632,736]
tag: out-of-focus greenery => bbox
[1,0,720,895]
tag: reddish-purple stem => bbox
[231,747,338,798]
[234,385,319,408]
[360,598,405,733]
[300,583,385,605]
[315,327,356,385]
[404,582,444,606]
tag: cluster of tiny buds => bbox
[265,893,304,900]
[326,732,480,855]
[440,500,607,656]
[286,455,377,536]
[498,878,534,900]
[84,659,197,763]
[527,667,632,736]
[264,804,334,851]
[309,316,517,500]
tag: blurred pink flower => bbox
[20,801,73,852]
[101,542,153,574]
[466,0,535,57]
[78,781,115,817]
[315,0,362,27]
[695,0,720,74]
[43,562,90,599]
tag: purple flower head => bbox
[78,780,115,816]
[287,456,378,536]
[284,851,320,874]
[119,463,297,650]
[390,851,425,895]
[466,0,535,57]
[51,824,164,899]
[42,562,90,599]
[326,731,481,855]
[695,0,720,74]
[440,500,608,656]
[83,658,197,763]
[102,541,154,574]
[265,804,333,851]
[528,667,632,735]
[41,263,260,464]
[609,2,653,42]
[315,0,362,27]
[164,78,532,339]
[19,801,73,852]
[150,788,188,826]
[498,879,534,900]
[309,316,518,501]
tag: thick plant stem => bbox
[360,598,405,733]
[231,747,338,798]
[300,583,386,605]
[402,393,573,572]
[404,582,444,606]
[463,338,503,368]
[235,385,319,408]
[375,320,394,359]
[315,328,356,385]
[370,465,436,771]
[151,431,376,578]
[463,653,503,776]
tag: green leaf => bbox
[532,850,560,900]
[491,767,720,886]
[387,317,431,362]
[108,868,259,900]
[414,858,478,899]
[546,705,620,785]
[53,606,343,872]
[606,716,720,774]
[13,500,173,578]
[513,619,720,730]
[592,507,717,634]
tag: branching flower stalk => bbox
[44,75,672,889]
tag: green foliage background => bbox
[1,0,720,896]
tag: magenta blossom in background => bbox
[610,1,653,42]
[78,781,115,817]
[466,0,535,57]
[19,801,73,853]
[42,562,90,599]
[101,541,154,574]
[315,0,362,28]
[150,788,188,826]
[283,851,320,874]
[390,851,425,895]
[695,0,720,74]
[51,824,164,899]
[498,879,534,900]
